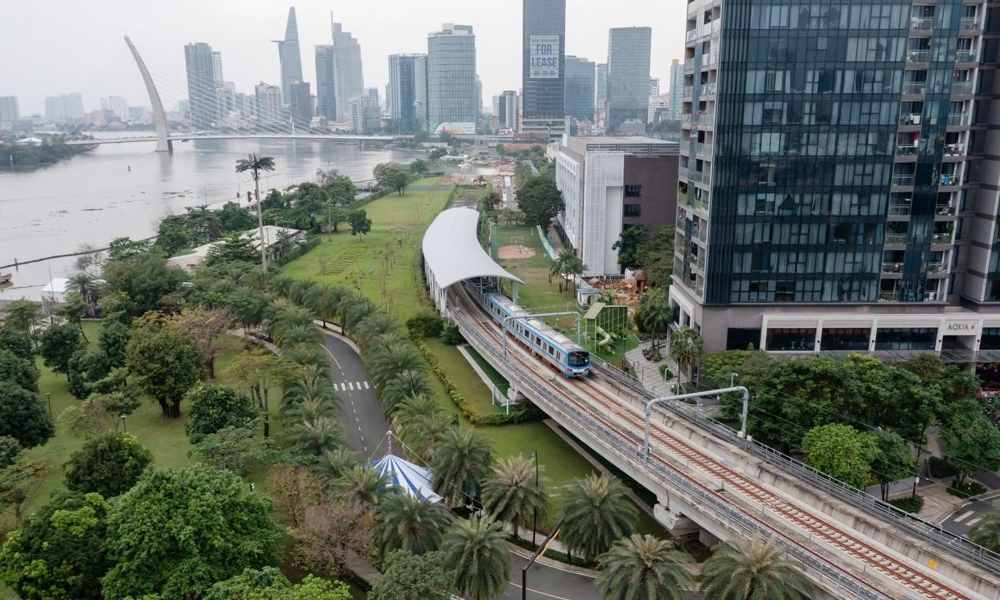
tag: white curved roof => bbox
[423,207,524,289]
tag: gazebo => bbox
[370,453,442,504]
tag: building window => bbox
[766,328,814,351]
[820,328,871,351]
[874,328,937,350]
[981,328,1000,351]
[623,204,642,217]
[625,185,643,197]
[727,328,761,351]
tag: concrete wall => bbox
[622,154,678,234]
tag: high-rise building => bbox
[61,93,84,119]
[290,81,312,125]
[521,0,566,137]
[495,90,519,131]
[348,95,379,134]
[45,97,64,122]
[184,42,222,127]
[671,0,1000,357]
[254,82,283,126]
[564,56,596,122]
[332,21,364,122]
[649,78,660,97]
[315,45,336,121]
[427,23,478,134]
[596,63,608,101]
[388,53,428,133]
[366,87,380,112]
[0,97,19,123]
[275,7,304,105]
[100,96,129,121]
[666,58,683,121]
[606,27,652,132]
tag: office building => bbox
[275,7,304,105]
[494,90,519,131]
[650,78,660,97]
[388,53,428,133]
[596,63,608,101]
[521,0,566,137]
[332,21,365,122]
[100,96,129,121]
[61,93,84,119]
[254,82,283,125]
[315,45,336,121]
[0,97,19,123]
[366,87,380,112]
[427,23,478,134]
[667,58,683,121]
[671,0,1000,358]
[606,27,652,132]
[290,81,312,125]
[556,136,679,275]
[184,42,223,127]
[348,95,380,134]
[45,97,64,122]
[564,56,596,122]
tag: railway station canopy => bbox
[423,208,523,311]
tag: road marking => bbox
[363,381,370,389]
[348,382,355,391]
[954,510,976,523]
[507,582,579,600]
[318,342,343,370]
[333,383,340,391]
[358,426,362,432]
[967,517,983,527]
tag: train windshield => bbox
[568,351,590,367]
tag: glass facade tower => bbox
[564,56,596,122]
[606,27,652,132]
[388,54,428,133]
[275,7,303,105]
[427,24,478,134]
[521,0,566,137]
[315,45,336,121]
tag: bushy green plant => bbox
[406,311,444,339]
[441,323,463,345]
[888,495,924,514]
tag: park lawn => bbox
[463,345,509,393]
[423,338,496,416]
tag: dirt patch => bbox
[498,244,537,260]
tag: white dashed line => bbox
[954,510,976,523]
[363,381,370,389]
[967,517,984,527]
[348,382,355,391]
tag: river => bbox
[0,137,414,300]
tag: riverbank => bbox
[0,140,96,172]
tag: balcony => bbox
[902,82,926,95]
[879,291,901,302]
[936,204,956,216]
[932,231,954,245]
[681,113,692,124]
[695,142,712,157]
[944,143,964,156]
[910,16,933,30]
[907,50,929,63]
[886,234,908,245]
[889,204,912,216]
[960,17,981,31]
[701,82,717,95]
[679,166,689,180]
[882,262,904,273]
[892,175,915,187]
[939,174,960,187]
[896,144,918,157]
[683,86,693,99]
[689,169,711,184]
[951,81,974,95]
[928,262,948,274]
[947,112,969,126]
[899,113,922,126]
[683,58,695,71]
[956,50,977,63]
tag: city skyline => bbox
[0,0,682,115]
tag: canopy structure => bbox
[423,207,524,312]
[371,453,443,504]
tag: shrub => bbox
[659,365,673,380]
[888,495,924,514]
[947,481,987,499]
[441,323,464,345]
[928,456,959,479]
[406,311,444,339]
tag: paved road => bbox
[497,553,599,600]
[319,330,391,459]
[941,498,998,537]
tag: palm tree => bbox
[559,473,637,562]
[638,289,673,352]
[669,327,704,388]
[482,454,549,535]
[562,254,586,297]
[287,279,318,306]
[235,153,276,272]
[392,394,453,460]
[336,465,390,508]
[700,537,813,600]
[355,312,399,353]
[377,493,450,556]
[548,248,573,285]
[66,272,103,312]
[305,284,346,328]
[595,534,693,600]
[442,515,512,600]
[368,343,425,390]
[311,447,358,482]
[281,344,329,371]
[286,416,343,457]
[283,398,338,425]
[430,426,493,507]
[382,370,434,414]
[281,364,337,414]
[273,323,322,349]
[270,306,316,342]
[970,510,1000,553]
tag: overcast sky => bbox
[2,0,686,115]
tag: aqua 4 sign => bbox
[529,35,560,79]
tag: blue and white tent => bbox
[371,453,443,504]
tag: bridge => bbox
[423,208,1000,600]
[64,133,397,147]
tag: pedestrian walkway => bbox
[623,340,680,398]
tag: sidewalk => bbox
[623,340,680,398]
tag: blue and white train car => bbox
[469,283,590,377]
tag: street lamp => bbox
[120,414,127,434]
[529,451,539,546]
[46,392,52,420]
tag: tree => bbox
[102,464,282,600]
[0,492,111,600]
[125,323,205,418]
[428,147,447,161]
[635,288,672,351]
[185,384,257,443]
[430,426,493,506]
[516,175,564,229]
[801,424,879,490]
[559,473,637,562]
[66,271,103,311]
[205,567,350,600]
[370,550,454,600]
[368,342,424,389]
[595,534,693,600]
[969,510,1000,554]
[482,454,548,534]
[236,153,276,272]
[0,381,55,448]
[0,436,21,469]
[316,169,358,206]
[38,322,86,375]
[408,159,430,178]
[206,232,260,266]
[168,307,234,379]
[548,248,584,295]
[941,411,1000,487]
[634,225,676,286]
[64,433,153,498]
[286,416,344,458]
[377,493,450,555]
[218,201,258,233]
[2,299,43,335]
[294,496,378,578]
[349,209,372,237]
[374,162,413,195]
[442,515,511,600]
[0,324,34,360]
[192,420,284,477]
[481,189,501,212]
[102,253,187,319]
[0,348,39,392]
[99,320,132,368]
[872,431,918,502]
[156,214,195,256]
[0,458,45,528]
[611,224,646,272]
[335,465,390,508]
[669,327,703,387]
[699,537,813,600]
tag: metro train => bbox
[467,281,590,377]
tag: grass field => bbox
[423,338,496,416]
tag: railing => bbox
[891,175,915,187]
[683,86,693,99]
[888,204,911,216]
[956,50,977,63]
[906,50,929,63]
[882,262,903,273]
[936,204,956,216]
[947,113,969,126]
[701,82,717,95]
[879,291,900,302]
[899,113,921,126]
[944,143,965,156]
[683,58,695,70]
[952,81,974,95]
[939,174,960,187]
[681,113,692,124]
[695,142,712,157]
[895,144,917,156]
[961,17,981,30]
[689,170,710,184]
[933,231,954,244]
[902,82,925,95]
[885,234,908,245]
[928,262,948,274]
[910,16,933,30]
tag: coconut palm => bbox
[66,272,103,311]
[595,534,693,600]
[305,284,346,328]
[281,344,329,371]
[442,515,511,600]
[482,454,549,535]
[638,288,672,351]
[281,364,337,414]
[235,153,276,272]
[310,447,359,482]
[669,327,704,387]
[559,473,637,562]
[377,493,450,556]
[700,536,813,600]
[430,426,493,507]
[285,416,343,457]
[548,248,573,284]
[270,306,316,341]
[273,323,322,349]
[970,510,1000,553]
[382,370,434,414]
[392,394,453,460]
[287,279,317,306]
[355,312,399,353]
[336,465,390,508]
[368,343,425,390]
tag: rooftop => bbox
[422,207,523,290]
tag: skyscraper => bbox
[671,0,998,356]
[0,97,19,123]
[388,53,428,133]
[315,45,336,121]
[45,97,64,122]
[495,90,519,131]
[521,0,566,137]
[564,56,596,122]
[254,82,282,125]
[348,95,379,134]
[666,58,683,121]
[606,27,652,132]
[290,81,312,125]
[61,93,84,119]
[275,7,304,105]
[427,23,477,134]
[596,64,608,102]
[332,21,364,122]
[184,42,222,127]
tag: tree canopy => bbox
[802,424,879,490]
[204,567,351,600]
[611,224,646,272]
[0,381,55,448]
[185,384,257,443]
[373,162,413,195]
[63,433,154,498]
[369,550,454,600]
[349,210,372,237]
[39,323,86,374]
[125,320,205,418]
[516,175,564,229]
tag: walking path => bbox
[623,340,680,398]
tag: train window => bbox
[568,351,589,367]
